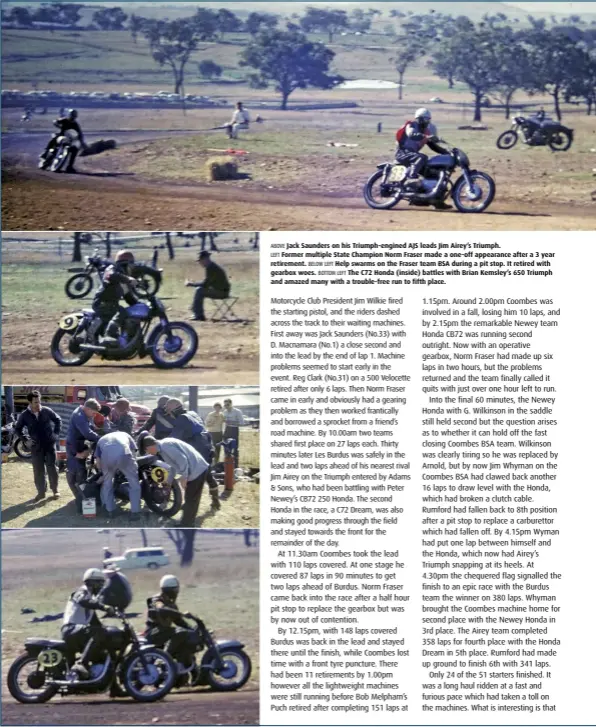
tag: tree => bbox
[485,26,530,117]
[129,14,144,44]
[47,3,84,27]
[72,232,83,263]
[216,8,242,40]
[349,9,372,35]
[193,7,219,40]
[143,19,204,95]
[166,529,196,566]
[8,7,33,26]
[566,48,596,114]
[165,231,175,260]
[240,28,343,110]
[299,7,349,43]
[92,7,128,31]
[198,59,222,79]
[393,44,423,101]
[245,12,278,37]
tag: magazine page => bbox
[1,1,595,726]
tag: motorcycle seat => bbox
[25,638,67,649]
[83,309,95,316]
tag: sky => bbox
[505,2,596,11]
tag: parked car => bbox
[104,547,170,571]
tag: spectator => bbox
[95,431,141,520]
[225,101,250,139]
[14,391,62,501]
[205,402,225,463]
[185,251,230,322]
[143,435,209,527]
[136,395,175,440]
[223,398,244,468]
[66,399,100,512]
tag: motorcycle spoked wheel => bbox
[50,328,94,367]
[363,169,402,210]
[49,145,71,173]
[205,648,252,692]
[14,438,33,460]
[452,172,496,213]
[144,478,183,518]
[7,653,59,704]
[121,648,176,703]
[548,131,573,152]
[150,324,198,369]
[134,270,161,299]
[496,130,518,150]
[65,273,94,299]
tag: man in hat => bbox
[185,251,230,322]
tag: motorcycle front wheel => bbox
[206,648,252,692]
[7,653,59,704]
[150,323,198,369]
[548,131,572,152]
[49,145,71,173]
[452,172,496,213]
[144,479,182,518]
[14,438,32,460]
[65,273,94,299]
[122,648,176,703]
[50,329,93,367]
[363,170,401,210]
[496,130,518,150]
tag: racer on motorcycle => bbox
[91,250,140,345]
[40,109,87,173]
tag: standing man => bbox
[185,251,230,322]
[14,391,62,501]
[95,431,141,520]
[66,399,100,512]
[166,399,220,510]
[223,398,244,469]
[136,395,175,440]
[108,398,136,435]
[205,402,225,463]
[142,436,209,527]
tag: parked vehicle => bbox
[496,112,574,151]
[103,547,170,571]
[50,295,198,369]
[1,417,33,460]
[364,142,496,214]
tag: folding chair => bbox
[210,296,240,322]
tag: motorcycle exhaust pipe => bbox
[79,344,108,353]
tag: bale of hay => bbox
[206,156,238,181]
[81,139,117,157]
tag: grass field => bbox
[0,427,259,529]
[1,528,260,686]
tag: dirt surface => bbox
[1,689,260,726]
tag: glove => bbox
[183,611,192,618]
[104,606,117,617]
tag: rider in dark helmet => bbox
[145,575,201,671]
[91,250,140,345]
[41,109,88,173]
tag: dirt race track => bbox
[3,128,596,232]
[1,689,259,726]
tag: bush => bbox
[206,156,238,181]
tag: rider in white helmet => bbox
[61,568,116,679]
[145,574,200,672]
[395,108,450,199]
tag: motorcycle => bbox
[1,418,33,461]
[363,142,496,214]
[38,129,78,173]
[144,611,252,692]
[65,249,162,300]
[82,453,183,519]
[7,572,176,705]
[50,294,198,369]
[496,112,573,152]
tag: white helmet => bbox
[415,107,432,124]
[160,574,180,599]
[83,568,105,592]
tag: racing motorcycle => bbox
[82,453,183,519]
[143,611,252,692]
[65,249,162,300]
[1,417,33,460]
[364,142,495,214]
[50,294,198,369]
[7,572,176,704]
[496,112,573,151]
[38,129,79,173]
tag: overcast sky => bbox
[505,2,596,12]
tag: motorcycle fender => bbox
[376,163,388,170]
[568,129,574,140]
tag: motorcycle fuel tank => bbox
[427,154,455,169]
[126,302,151,319]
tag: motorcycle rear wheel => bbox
[150,323,198,369]
[50,329,93,367]
[144,480,182,518]
[7,653,59,704]
[548,131,572,152]
[496,130,518,150]
[14,438,32,460]
[65,273,94,299]
[363,170,401,210]
[206,648,252,692]
[134,269,161,298]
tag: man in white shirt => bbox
[223,398,245,468]
[226,102,250,139]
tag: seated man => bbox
[185,251,230,322]
[225,102,250,139]
[41,108,87,173]
[95,431,141,520]
[145,574,200,671]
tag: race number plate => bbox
[150,465,170,484]
[59,314,80,332]
[38,649,63,667]
[387,165,408,183]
